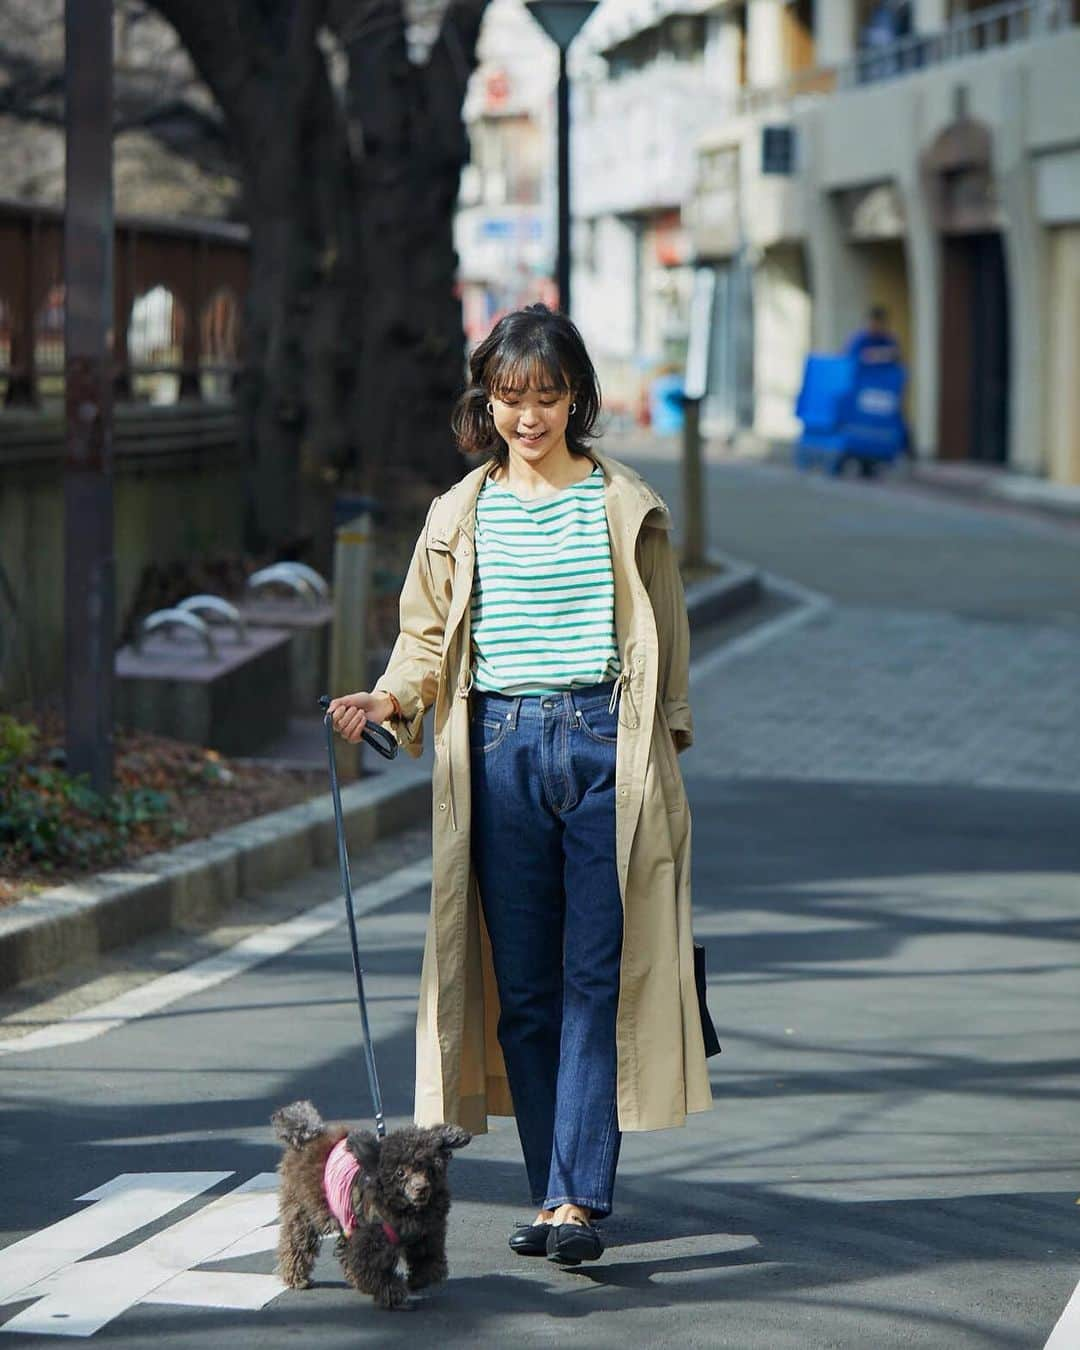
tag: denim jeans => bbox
[469,679,624,1219]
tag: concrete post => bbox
[747,0,786,90]
[913,0,948,34]
[330,511,374,778]
[995,66,1046,474]
[814,0,856,66]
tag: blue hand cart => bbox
[795,354,908,476]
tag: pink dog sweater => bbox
[322,1137,400,1245]
[323,1137,360,1236]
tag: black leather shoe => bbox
[508,1222,552,1256]
[546,1220,604,1266]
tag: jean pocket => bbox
[469,715,510,754]
[575,705,619,745]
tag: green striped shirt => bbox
[470,465,621,694]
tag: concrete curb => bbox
[0,559,762,994]
[0,764,431,993]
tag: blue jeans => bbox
[469,679,624,1219]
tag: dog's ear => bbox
[346,1129,380,1175]
[431,1123,471,1152]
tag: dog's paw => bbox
[375,1281,410,1310]
[407,1259,447,1291]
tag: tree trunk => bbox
[149,0,489,553]
[338,0,486,498]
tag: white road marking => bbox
[1,1173,283,1337]
[1045,1272,1080,1349]
[0,1173,229,1306]
[0,858,433,1057]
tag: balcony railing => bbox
[735,0,1073,116]
[836,0,1073,90]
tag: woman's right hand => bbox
[326,691,396,744]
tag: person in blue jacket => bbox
[845,305,901,366]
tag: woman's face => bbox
[489,384,572,464]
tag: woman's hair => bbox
[452,303,602,463]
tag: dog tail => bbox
[271,1100,325,1150]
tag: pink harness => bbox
[322,1137,399,1245]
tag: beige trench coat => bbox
[373,448,714,1134]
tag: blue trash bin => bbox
[795,354,907,474]
[649,374,685,435]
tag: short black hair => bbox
[451,304,602,464]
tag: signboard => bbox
[684,266,716,402]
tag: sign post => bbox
[681,267,715,571]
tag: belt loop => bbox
[510,696,521,730]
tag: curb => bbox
[0,764,431,994]
[685,555,763,626]
[0,560,762,994]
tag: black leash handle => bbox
[320,694,399,760]
[319,693,387,1137]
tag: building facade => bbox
[455,0,559,346]
[573,0,1080,483]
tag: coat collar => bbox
[427,448,671,548]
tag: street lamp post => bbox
[524,1,598,317]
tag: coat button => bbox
[438,802,447,811]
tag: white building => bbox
[571,0,1080,484]
[455,0,559,345]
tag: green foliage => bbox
[0,718,175,870]
[0,714,38,764]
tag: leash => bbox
[318,694,398,1138]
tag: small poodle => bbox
[271,1099,470,1309]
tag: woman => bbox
[329,304,711,1266]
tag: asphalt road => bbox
[1,455,1078,1349]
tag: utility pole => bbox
[64,0,115,792]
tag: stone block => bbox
[115,625,292,755]
[237,599,332,714]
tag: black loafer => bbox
[508,1222,552,1256]
[546,1220,604,1266]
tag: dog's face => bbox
[347,1123,470,1215]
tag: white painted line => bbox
[146,1270,285,1311]
[1044,1272,1080,1349]
[2,1174,283,1337]
[0,858,433,1057]
[0,1173,229,1306]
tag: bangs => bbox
[487,345,570,399]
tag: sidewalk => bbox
[608,424,1080,526]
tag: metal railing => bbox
[836,0,1073,90]
[735,0,1073,115]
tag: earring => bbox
[486,402,493,415]
[570,402,578,415]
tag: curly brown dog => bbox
[271,1099,470,1309]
